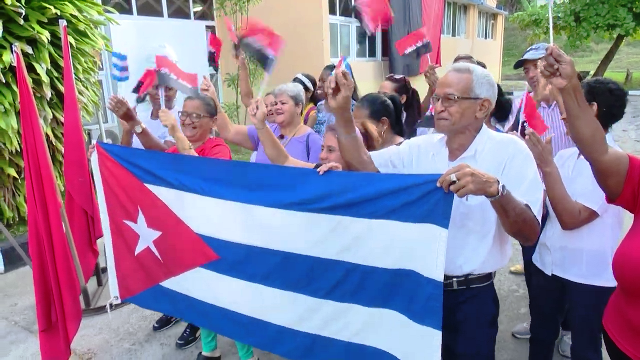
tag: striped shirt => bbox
[516,93,574,156]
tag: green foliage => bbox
[511,0,640,47]
[0,1,113,226]
[215,0,263,124]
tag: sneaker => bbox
[176,324,201,350]
[509,264,525,275]
[196,352,221,360]
[558,330,571,358]
[152,315,180,332]
[511,321,531,339]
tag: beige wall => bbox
[215,0,505,114]
[216,0,327,107]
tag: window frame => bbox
[328,0,383,62]
[477,10,497,40]
[441,1,467,38]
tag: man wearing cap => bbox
[511,43,575,357]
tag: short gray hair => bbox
[449,63,497,106]
[273,83,305,106]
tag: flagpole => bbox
[19,38,91,309]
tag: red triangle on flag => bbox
[97,147,220,300]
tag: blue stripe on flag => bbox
[111,74,130,82]
[130,285,397,360]
[99,143,454,227]
[199,234,442,331]
[112,63,128,72]
[111,51,127,60]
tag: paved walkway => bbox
[2,97,638,360]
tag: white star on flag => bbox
[124,207,163,261]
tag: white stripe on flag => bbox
[147,184,448,282]
[162,268,441,360]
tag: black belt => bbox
[443,272,496,290]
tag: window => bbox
[441,1,467,38]
[102,0,214,20]
[477,11,497,40]
[328,0,381,60]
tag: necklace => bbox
[280,125,303,148]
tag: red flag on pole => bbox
[420,0,445,66]
[520,92,549,136]
[62,21,102,281]
[15,44,82,359]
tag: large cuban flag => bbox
[92,143,453,360]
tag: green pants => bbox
[201,328,254,360]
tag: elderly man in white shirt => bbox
[326,64,544,359]
[523,77,626,360]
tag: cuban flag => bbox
[91,143,453,360]
[111,52,129,82]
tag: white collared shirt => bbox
[370,125,544,276]
[533,135,623,287]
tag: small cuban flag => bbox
[111,52,130,82]
[334,56,354,78]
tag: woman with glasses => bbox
[378,74,422,138]
[157,93,261,360]
[201,77,322,165]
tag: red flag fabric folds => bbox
[227,17,284,72]
[16,46,82,360]
[62,22,102,282]
[354,0,394,34]
[520,92,549,136]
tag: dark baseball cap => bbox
[513,43,549,69]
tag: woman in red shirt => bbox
[541,46,639,360]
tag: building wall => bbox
[216,0,505,116]
[216,0,327,109]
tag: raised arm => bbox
[200,76,254,150]
[247,98,314,168]
[541,46,629,200]
[525,129,598,230]
[107,95,169,151]
[420,65,438,115]
[159,109,197,156]
[328,70,379,172]
[237,54,254,109]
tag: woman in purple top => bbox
[212,81,322,164]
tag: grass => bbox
[502,20,640,89]
[230,143,253,162]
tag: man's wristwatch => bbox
[487,179,507,201]
[133,122,146,134]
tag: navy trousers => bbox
[522,210,571,331]
[442,282,499,360]
[528,264,615,360]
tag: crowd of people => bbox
[95,43,639,360]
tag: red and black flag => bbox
[353,0,394,35]
[132,69,157,102]
[155,55,199,96]
[387,0,444,76]
[208,32,222,72]
[395,25,432,73]
[226,17,284,73]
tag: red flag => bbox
[62,22,102,282]
[354,0,394,34]
[420,0,445,67]
[208,32,222,64]
[395,25,433,65]
[236,18,284,72]
[155,55,199,96]
[521,92,549,136]
[15,45,82,359]
[132,69,158,97]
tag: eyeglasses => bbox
[431,94,482,108]
[178,111,211,123]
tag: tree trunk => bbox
[592,34,625,78]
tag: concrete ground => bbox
[2,97,638,360]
